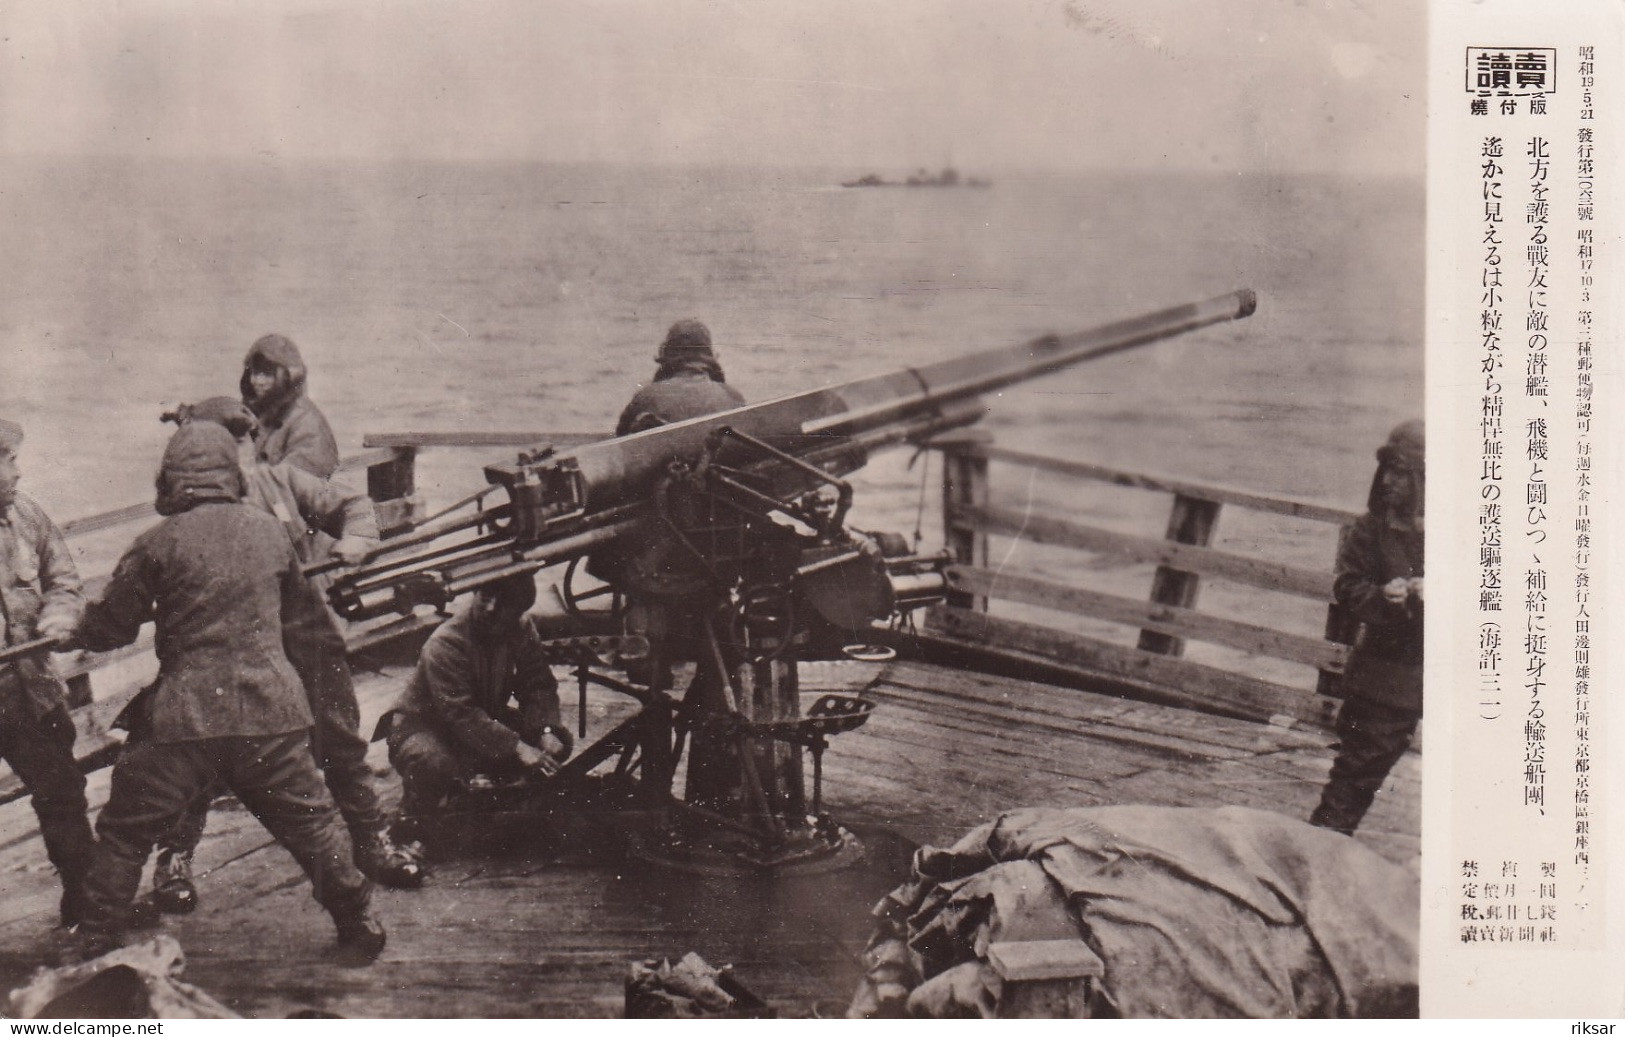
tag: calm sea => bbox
[0,157,1421,613]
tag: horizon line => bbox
[0,150,1427,181]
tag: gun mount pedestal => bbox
[630,615,875,877]
[616,475,880,875]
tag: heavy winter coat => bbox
[1335,420,1425,714]
[615,368,746,436]
[1334,514,1423,712]
[0,494,84,718]
[244,461,378,571]
[240,335,340,478]
[389,607,560,766]
[77,499,314,742]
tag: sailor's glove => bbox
[1381,577,1411,606]
[35,614,77,649]
[514,740,560,777]
[536,724,574,762]
[331,536,374,567]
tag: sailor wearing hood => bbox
[614,319,746,436]
[240,333,340,479]
[609,320,750,811]
[140,399,421,913]
[1311,420,1425,836]
[66,424,385,963]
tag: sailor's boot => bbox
[151,848,199,914]
[353,826,425,889]
[332,911,387,965]
[57,875,88,930]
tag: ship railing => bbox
[3,427,1362,802]
[926,430,1361,730]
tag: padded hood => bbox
[167,396,259,441]
[1368,419,1424,520]
[155,423,246,516]
[240,334,309,423]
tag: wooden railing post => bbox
[366,446,420,537]
[367,445,416,501]
[936,430,993,612]
[1137,493,1221,656]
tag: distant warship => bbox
[841,167,991,188]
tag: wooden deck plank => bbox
[930,606,1341,726]
[171,837,888,1019]
[827,679,1339,843]
[872,678,1253,765]
[0,658,1418,1017]
[879,660,1330,756]
[825,724,1117,812]
[824,660,1417,872]
[864,679,1170,767]
[869,687,1357,794]
[831,746,1116,814]
[860,685,1173,775]
[839,690,1308,818]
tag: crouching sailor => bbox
[63,424,385,963]
[378,573,569,837]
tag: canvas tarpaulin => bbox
[850,805,1418,1018]
[8,936,237,1019]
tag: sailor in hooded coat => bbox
[144,399,420,908]
[381,573,565,827]
[240,333,340,479]
[614,319,746,436]
[1310,420,1425,836]
[609,319,751,811]
[66,424,384,962]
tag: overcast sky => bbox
[0,0,1422,174]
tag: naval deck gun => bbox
[327,290,1257,871]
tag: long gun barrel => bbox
[799,287,1257,439]
[498,289,1255,514]
[332,290,1256,620]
